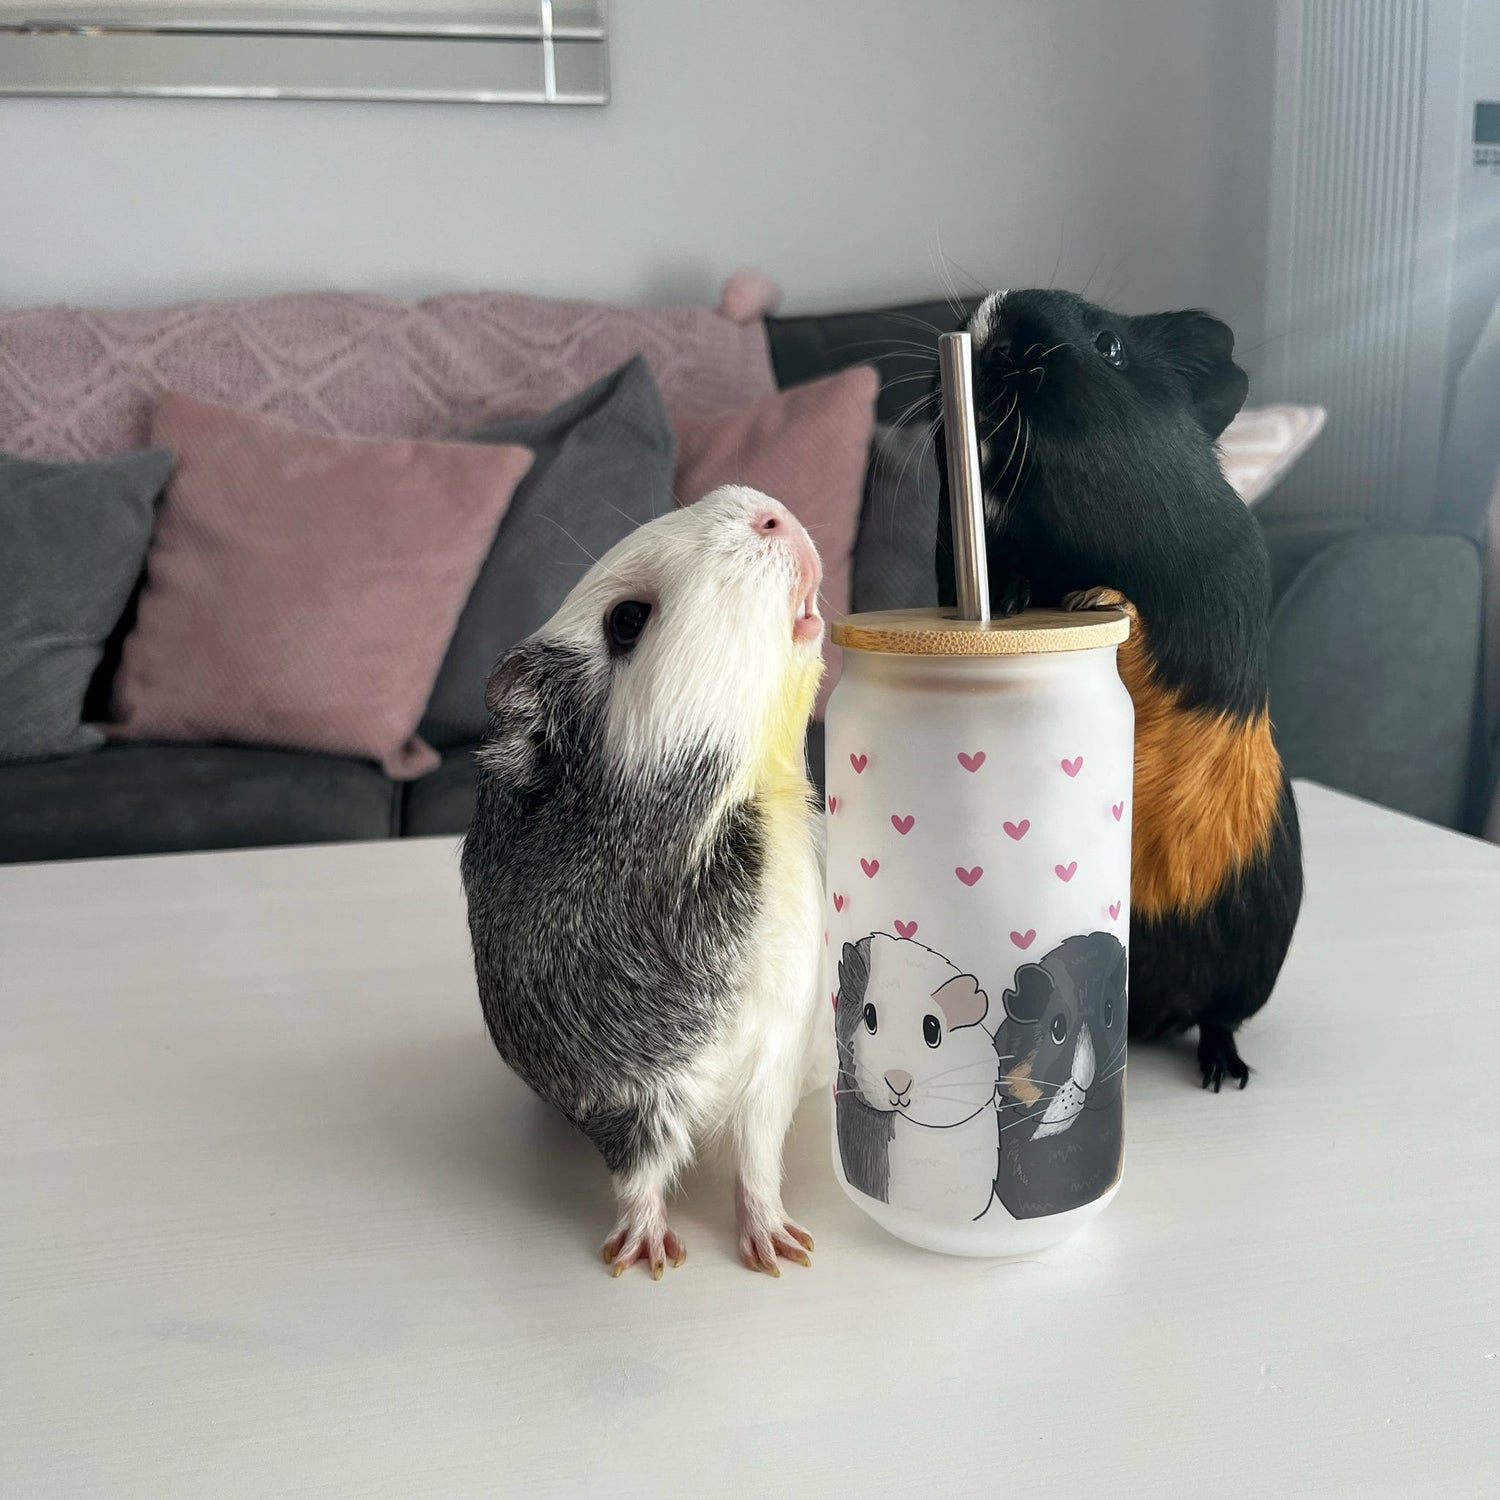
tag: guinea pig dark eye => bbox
[1104,1000,1115,1029]
[1050,1014,1069,1045]
[605,600,652,655]
[862,1003,878,1034]
[923,1015,942,1048]
[1094,330,1126,368]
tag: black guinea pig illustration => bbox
[993,931,1127,1219]
[935,288,1303,1091]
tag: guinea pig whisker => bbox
[882,310,951,338]
[997,407,1026,488]
[887,391,942,438]
[1037,341,1070,360]
[917,1058,1007,1086]
[1080,247,1123,301]
[928,231,968,324]
[930,226,991,321]
[999,1073,1071,1096]
[919,1085,1001,1102]
[592,492,655,532]
[837,334,942,353]
[881,370,948,392]
[538,513,601,566]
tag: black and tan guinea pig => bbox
[461,484,827,1278]
[993,931,1127,1218]
[935,289,1303,1090]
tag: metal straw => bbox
[938,330,990,622]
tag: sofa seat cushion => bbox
[401,746,481,839]
[0,744,397,865]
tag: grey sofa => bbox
[0,299,1485,863]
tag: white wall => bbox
[0,1,1274,364]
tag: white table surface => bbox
[2,782,1497,1498]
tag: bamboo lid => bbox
[832,606,1131,656]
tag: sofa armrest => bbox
[1261,521,1483,828]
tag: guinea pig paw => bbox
[736,1201,814,1276]
[991,573,1032,618]
[602,1217,687,1281]
[1197,1025,1251,1093]
[1063,586,1136,620]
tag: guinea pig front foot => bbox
[991,570,1032,618]
[735,1180,814,1277]
[602,1205,687,1281]
[1197,1023,1251,1093]
[1063,586,1137,620]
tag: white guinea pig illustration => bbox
[835,934,1000,1222]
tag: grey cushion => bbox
[420,356,677,748]
[0,743,398,864]
[851,422,941,614]
[401,744,482,838]
[1266,529,1482,828]
[0,449,174,762]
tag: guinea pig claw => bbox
[1064,586,1135,620]
[738,1221,815,1276]
[601,1218,686,1279]
[785,1223,815,1254]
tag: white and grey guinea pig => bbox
[835,934,1000,1221]
[461,484,827,1280]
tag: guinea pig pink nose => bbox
[885,1069,913,1095]
[751,504,789,535]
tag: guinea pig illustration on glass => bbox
[835,934,1000,1223]
[994,931,1127,1219]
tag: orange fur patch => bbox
[1002,1054,1043,1106]
[1093,590,1287,920]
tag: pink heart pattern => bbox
[829,744,1118,973]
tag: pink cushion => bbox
[0,282,778,462]
[673,365,879,714]
[108,394,532,779]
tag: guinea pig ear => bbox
[837,937,872,1009]
[1135,309,1249,440]
[1003,963,1055,1025]
[477,648,550,784]
[932,974,988,1030]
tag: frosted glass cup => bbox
[824,606,1135,1257]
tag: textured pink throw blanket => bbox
[0,282,779,461]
